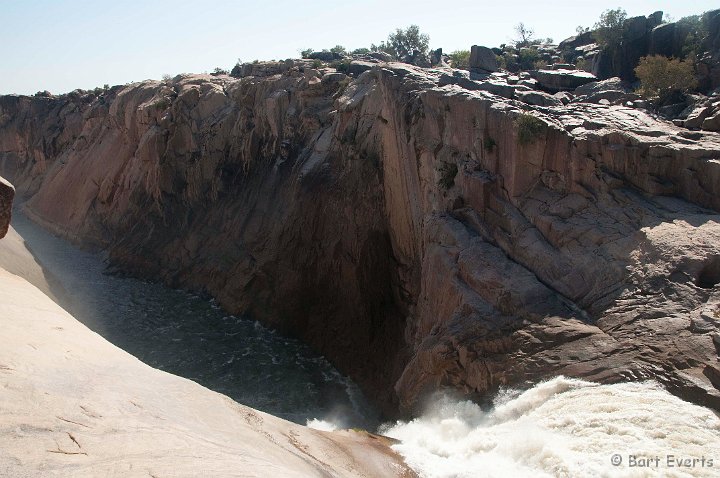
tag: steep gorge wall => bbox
[2,64,720,414]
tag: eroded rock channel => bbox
[1,60,720,417]
[11,207,377,428]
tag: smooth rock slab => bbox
[0,267,415,478]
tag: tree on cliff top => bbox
[372,25,430,60]
[513,23,536,48]
[593,8,627,50]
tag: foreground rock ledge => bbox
[0,267,415,477]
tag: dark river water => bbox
[12,209,378,428]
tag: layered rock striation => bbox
[1,62,720,415]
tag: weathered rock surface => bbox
[2,62,720,416]
[0,267,415,477]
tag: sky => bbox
[1,0,717,95]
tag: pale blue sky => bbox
[1,0,716,95]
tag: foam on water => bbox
[381,377,720,478]
[307,419,339,432]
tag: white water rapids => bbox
[311,376,720,477]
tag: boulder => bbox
[347,61,375,76]
[659,102,689,118]
[368,51,393,62]
[0,176,14,239]
[469,45,498,72]
[308,51,343,62]
[515,90,564,107]
[702,113,720,131]
[650,22,679,57]
[574,77,625,96]
[648,10,664,28]
[572,77,638,104]
[685,105,714,129]
[558,31,595,51]
[532,69,597,92]
[624,16,649,42]
[438,74,517,99]
[321,72,347,84]
[430,48,443,66]
[553,91,573,105]
[580,90,641,105]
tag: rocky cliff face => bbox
[2,62,720,415]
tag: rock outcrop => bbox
[0,176,13,239]
[1,62,720,416]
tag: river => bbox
[12,209,378,429]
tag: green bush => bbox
[517,47,540,70]
[153,98,170,110]
[330,45,347,56]
[593,8,627,50]
[330,59,352,73]
[372,25,430,60]
[352,47,371,55]
[575,57,590,72]
[448,50,470,69]
[678,14,708,58]
[515,113,545,145]
[635,55,697,101]
[300,48,313,58]
[483,137,496,152]
[438,162,458,189]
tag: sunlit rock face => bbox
[1,62,719,416]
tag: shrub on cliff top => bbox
[635,55,697,101]
[515,113,545,145]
